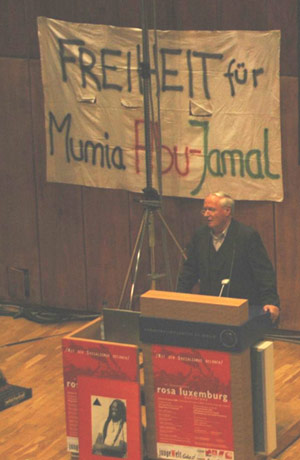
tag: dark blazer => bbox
[177,219,280,308]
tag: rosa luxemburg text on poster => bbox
[152,344,234,460]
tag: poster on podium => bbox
[62,336,141,455]
[77,375,142,460]
[152,344,234,460]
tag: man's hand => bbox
[263,305,280,323]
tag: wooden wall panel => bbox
[218,0,270,30]
[83,188,131,311]
[173,0,218,30]
[275,77,299,329]
[0,58,41,304]
[145,0,177,30]
[35,183,87,310]
[0,1,28,57]
[140,0,218,31]
[30,60,87,310]
[117,0,141,28]
[180,197,204,248]
[266,0,298,76]
[219,0,298,76]
[25,0,77,59]
[25,0,140,59]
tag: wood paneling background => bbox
[0,0,298,329]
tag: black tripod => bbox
[118,0,186,310]
[117,191,187,310]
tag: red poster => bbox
[152,345,234,460]
[77,376,142,460]
[62,337,139,454]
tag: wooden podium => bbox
[140,290,271,460]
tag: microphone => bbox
[226,244,236,297]
[219,278,230,297]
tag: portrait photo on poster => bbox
[91,396,127,458]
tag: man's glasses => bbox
[201,207,217,215]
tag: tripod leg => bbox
[148,210,156,290]
[128,209,149,309]
[157,210,187,261]
[160,222,174,291]
[118,210,148,309]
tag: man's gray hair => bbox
[212,191,235,215]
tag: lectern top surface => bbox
[140,290,249,326]
[141,290,248,308]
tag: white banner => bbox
[38,17,283,201]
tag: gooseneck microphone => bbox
[225,243,236,297]
[219,278,230,297]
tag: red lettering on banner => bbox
[134,119,201,176]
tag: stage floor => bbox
[0,313,299,459]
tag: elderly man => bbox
[177,192,280,323]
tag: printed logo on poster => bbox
[157,443,234,460]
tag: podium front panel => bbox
[140,290,256,460]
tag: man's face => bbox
[202,195,231,234]
[111,401,120,421]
